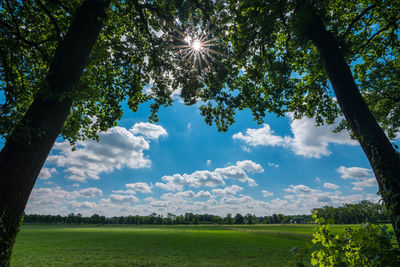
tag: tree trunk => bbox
[0,0,110,265]
[297,6,400,245]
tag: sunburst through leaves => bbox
[175,27,220,70]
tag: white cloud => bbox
[261,190,274,197]
[38,168,57,180]
[284,184,315,194]
[206,160,211,166]
[155,181,183,191]
[156,160,262,191]
[221,195,254,205]
[268,162,279,168]
[214,166,258,186]
[156,171,226,191]
[281,184,371,214]
[26,186,103,215]
[77,188,103,198]
[71,201,97,209]
[337,166,372,180]
[337,166,378,191]
[235,160,264,173]
[196,190,213,198]
[352,178,378,191]
[288,116,357,158]
[233,116,358,158]
[162,190,196,199]
[106,194,139,203]
[30,187,102,201]
[323,182,340,190]
[212,185,243,196]
[130,122,168,140]
[111,189,137,195]
[46,124,166,182]
[126,182,152,193]
[26,183,379,217]
[233,124,285,147]
[241,146,251,153]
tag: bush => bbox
[290,212,400,267]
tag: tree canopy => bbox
[0,0,234,144]
[195,0,399,136]
[0,0,400,263]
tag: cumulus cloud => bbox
[26,183,379,217]
[281,184,370,214]
[38,168,57,180]
[352,178,377,191]
[337,166,378,191]
[71,201,97,209]
[126,182,152,193]
[130,122,168,140]
[156,171,225,191]
[288,117,357,158]
[323,183,340,190]
[337,166,372,180]
[106,194,139,203]
[233,124,285,147]
[111,189,137,195]
[233,116,358,158]
[212,185,243,196]
[77,188,104,198]
[261,190,274,197]
[46,124,167,182]
[235,160,264,173]
[221,195,254,205]
[161,190,197,199]
[284,184,315,194]
[30,187,102,202]
[156,160,262,191]
[26,186,103,215]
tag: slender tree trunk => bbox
[297,6,400,245]
[0,0,110,265]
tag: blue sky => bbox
[26,99,382,217]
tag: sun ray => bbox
[173,23,223,71]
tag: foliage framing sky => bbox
[24,98,386,217]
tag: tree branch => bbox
[139,3,180,33]
[132,0,155,49]
[357,16,400,53]
[2,1,53,54]
[34,0,62,40]
[344,4,376,37]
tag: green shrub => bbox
[290,212,400,267]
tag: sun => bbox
[192,40,202,51]
[175,28,219,70]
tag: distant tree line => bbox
[313,200,390,224]
[23,212,312,225]
[23,201,389,225]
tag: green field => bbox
[11,224,355,266]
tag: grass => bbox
[10,224,370,266]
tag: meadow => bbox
[10,224,355,266]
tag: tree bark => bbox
[297,6,400,245]
[0,0,110,265]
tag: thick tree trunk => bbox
[0,0,110,265]
[298,7,400,245]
